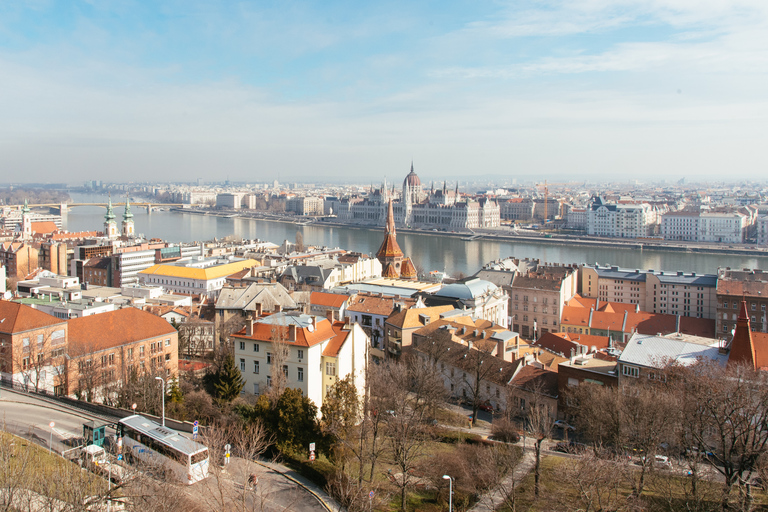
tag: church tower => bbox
[21,199,32,241]
[376,199,405,277]
[122,197,135,237]
[104,196,118,239]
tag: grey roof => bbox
[593,267,647,282]
[280,266,334,286]
[474,269,516,287]
[216,282,297,311]
[618,333,727,369]
[331,283,420,297]
[257,312,315,328]
[434,278,498,300]
[655,272,717,286]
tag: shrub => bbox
[491,419,521,443]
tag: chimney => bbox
[570,347,575,363]
[326,310,335,323]
[676,315,681,333]
[274,304,282,313]
[595,298,600,310]
[255,303,262,317]
[288,324,296,340]
[246,319,254,336]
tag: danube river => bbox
[64,194,768,278]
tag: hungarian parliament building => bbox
[328,164,500,231]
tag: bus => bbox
[117,415,209,484]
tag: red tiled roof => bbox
[382,263,399,278]
[323,322,350,357]
[232,316,337,348]
[729,301,756,369]
[30,221,58,234]
[400,258,417,279]
[68,308,177,352]
[377,234,404,259]
[310,291,349,308]
[0,300,66,334]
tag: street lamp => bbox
[49,421,55,454]
[442,475,453,512]
[155,377,165,427]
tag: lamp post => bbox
[155,377,165,427]
[49,421,55,454]
[442,474,453,512]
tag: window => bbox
[326,362,336,376]
[267,376,272,388]
[622,364,639,378]
[165,353,170,361]
[127,348,133,359]
[253,383,260,395]
[297,349,304,360]
[253,343,259,352]
[282,365,288,377]
[165,338,171,346]
[298,367,304,382]
[239,341,245,351]
[240,358,245,372]
[140,345,145,356]
[267,353,272,364]
[254,361,259,374]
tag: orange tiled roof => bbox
[0,300,66,334]
[323,322,351,357]
[232,316,337,348]
[68,308,177,352]
[400,258,417,279]
[30,221,59,234]
[310,291,349,308]
[382,263,399,278]
[377,234,404,259]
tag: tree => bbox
[212,354,245,404]
[295,231,305,252]
[379,356,446,511]
[321,376,360,471]
[671,361,768,511]
[14,327,65,393]
[526,393,554,499]
[238,387,324,456]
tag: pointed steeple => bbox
[728,300,756,370]
[105,195,115,222]
[385,198,396,235]
[123,196,133,220]
[22,199,30,214]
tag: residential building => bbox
[309,291,350,321]
[232,313,368,410]
[215,282,299,327]
[384,305,454,357]
[421,277,509,328]
[0,242,39,279]
[509,265,578,339]
[0,301,68,393]
[758,216,768,247]
[580,264,717,319]
[139,258,260,299]
[500,198,534,221]
[716,268,768,336]
[617,331,726,385]
[346,293,416,353]
[66,308,179,400]
[411,316,522,362]
[587,197,658,238]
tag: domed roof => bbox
[404,162,421,188]
[434,278,498,300]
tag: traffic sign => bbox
[369,491,375,499]
[193,420,199,427]
[309,442,315,452]
[309,452,315,462]
[225,443,231,451]
[117,454,123,461]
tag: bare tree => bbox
[379,356,445,512]
[560,451,630,512]
[13,327,66,393]
[526,390,555,499]
[267,322,290,401]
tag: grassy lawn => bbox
[501,455,768,512]
[0,430,109,507]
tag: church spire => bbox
[123,196,133,220]
[22,199,30,214]
[105,195,115,222]
[385,198,396,235]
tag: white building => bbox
[758,216,768,247]
[138,258,260,299]
[232,313,368,411]
[425,278,510,329]
[699,212,748,244]
[587,197,657,238]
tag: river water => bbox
[64,193,768,277]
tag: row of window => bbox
[237,341,305,360]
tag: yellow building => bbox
[138,258,260,299]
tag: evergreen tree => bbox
[213,354,244,403]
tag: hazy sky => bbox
[1,1,767,184]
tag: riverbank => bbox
[171,207,768,259]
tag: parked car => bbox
[639,455,672,469]
[553,420,575,431]
[478,402,495,413]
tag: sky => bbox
[1,0,767,185]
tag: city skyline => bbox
[1,1,767,183]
